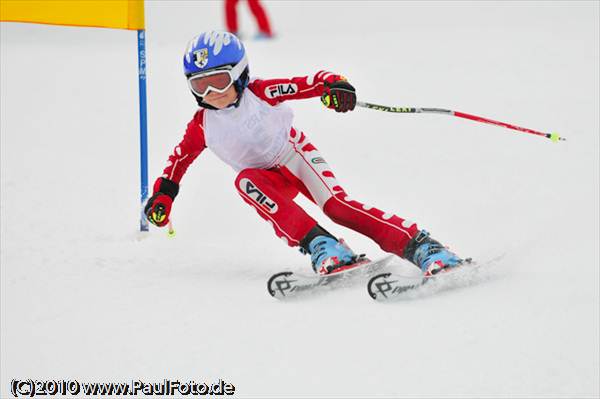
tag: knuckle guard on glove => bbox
[145,194,173,227]
[144,178,178,227]
[322,80,356,113]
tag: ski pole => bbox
[356,101,565,143]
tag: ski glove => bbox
[321,79,356,113]
[144,177,179,227]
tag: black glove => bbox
[144,178,179,227]
[321,79,356,113]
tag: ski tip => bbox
[367,272,392,300]
[267,271,294,298]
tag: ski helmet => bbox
[183,31,249,109]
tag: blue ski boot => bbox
[403,230,464,276]
[299,225,357,275]
[308,236,357,275]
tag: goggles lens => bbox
[188,71,233,97]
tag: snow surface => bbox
[1,1,599,397]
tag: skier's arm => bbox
[145,110,207,227]
[248,71,354,106]
[159,110,207,184]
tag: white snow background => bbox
[1,1,598,398]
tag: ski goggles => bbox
[187,55,248,97]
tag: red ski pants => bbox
[234,128,418,257]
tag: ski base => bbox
[268,255,395,299]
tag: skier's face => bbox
[203,86,238,109]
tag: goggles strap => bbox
[229,53,248,81]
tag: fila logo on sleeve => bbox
[239,178,278,213]
[265,83,298,99]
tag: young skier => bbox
[144,31,465,276]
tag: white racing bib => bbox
[203,89,294,171]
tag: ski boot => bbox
[308,236,358,275]
[403,230,465,276]
[300,225,357,275]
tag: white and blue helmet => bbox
[183,31,250,108]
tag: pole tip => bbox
[167,221,176,238]
[549,133,565,142]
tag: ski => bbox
[367,258,477,301]
[268,255,395,299]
